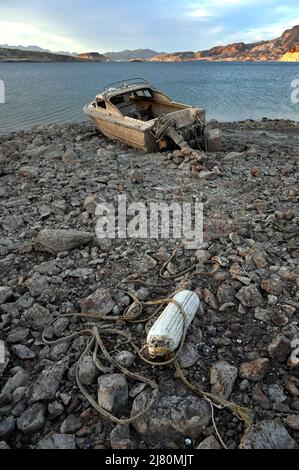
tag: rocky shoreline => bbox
[0,119,298,449]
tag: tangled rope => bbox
[153,116,178,143]
[42,243,252,447]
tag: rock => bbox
[25,272,49,297]
[0,370,29,403]
[261,278,283,296]
[178,343,200,368]
[239,379,250,392]
[60,394,72,406]
[272,314,288,327]
[252,385,271,409]
[84,195,98,215]
[60,414,81,434]
[16,293,35,311]
[53,317,69,337]
[0,286,12,304]
[35,229,93,255]
[0,441,10,449]
[63,148,78,164]
[201,288,218,309]
[217,283,235,304]
[137,254,157,272]
[198,170,214,179]
[34,260,60,276]
[12,387,26,405]
[224,151,244,161]
[48,401,64,419]
[40,286,65,305]
[267,384,287,403]
[210,361,238,399]
[268,295,278,305]
[248,244,267,268]
[129,383,147,398]
[49,342,70,361]
[286,414,299,431]
[283,376,299,397]
[196,436,221,449]
[236,285,263,307]
[251,167,260,177]
[38,205,52,219]
[110,424,134,449]
[195,249,210,264]
[131,390,211,447]
[78,355,98,386]
[116,351,135,368]
[11,344,35,360]
[32,359,68,401]
[18,166,39,178]
[0,416,15,440]
[21,304,52,331]
[36,433,76,449]
[17,403,46,434]
[240,419,295,449]
[268,335,291,363]
[239,358,270,382]
[254,308,271,323]
[7,328,29,344]
[12,402,26,418]
[98,374,128,414]
[79,288,115,315]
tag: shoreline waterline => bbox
[0,61,298,135]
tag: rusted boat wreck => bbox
[84,78,220,152]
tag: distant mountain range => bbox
[0,44,163,61]
[104,49,164,61]
[0,44,75,56]
[1,26,299,62]
[0,47,78,62]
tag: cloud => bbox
[0,20,86,52]
[0,0,299,52]
[186,7,213,18]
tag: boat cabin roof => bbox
[95,78,160,101]
[96,84,154,101]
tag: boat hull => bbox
[84,103,206,152]
[84,106,158,152]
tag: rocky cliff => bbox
[281,44,299,62]
[76,52,111,62]
[150,25,299,62]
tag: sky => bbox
[0,0,299,53]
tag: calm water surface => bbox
[0,61,298,134]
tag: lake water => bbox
[0,61,298,134]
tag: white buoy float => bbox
[146,290,200,359]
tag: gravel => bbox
[0,119,298,449]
